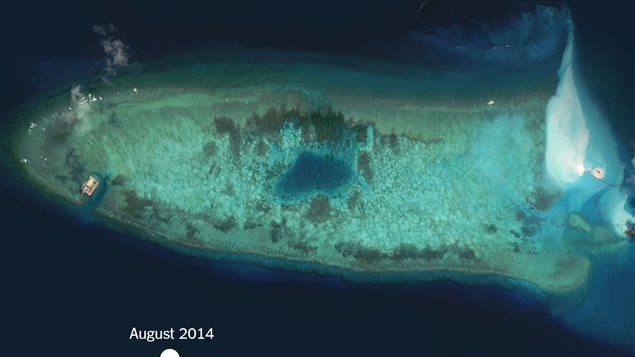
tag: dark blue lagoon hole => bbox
[275,152,352,200]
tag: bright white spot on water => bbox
[20,158,27,163]
[160,348,179,357]
[133,88,138,94]
[29,122,37,129]
[487,100,495,106]
[574,163,585,176]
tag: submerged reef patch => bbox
[305,194,331,223]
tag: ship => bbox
[80,175,99,197]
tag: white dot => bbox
[160,348,180,357]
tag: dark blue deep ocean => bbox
[0,1,633,356]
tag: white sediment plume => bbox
[601,189,631,234]
[409,6,571,65]
[545,31,589,188]
[93,23,130,84]
[628,155,635,184]
[70,85,91,121]
[58,85,93,134]
[544,24,633,235]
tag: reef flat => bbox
[8,50,627,294]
